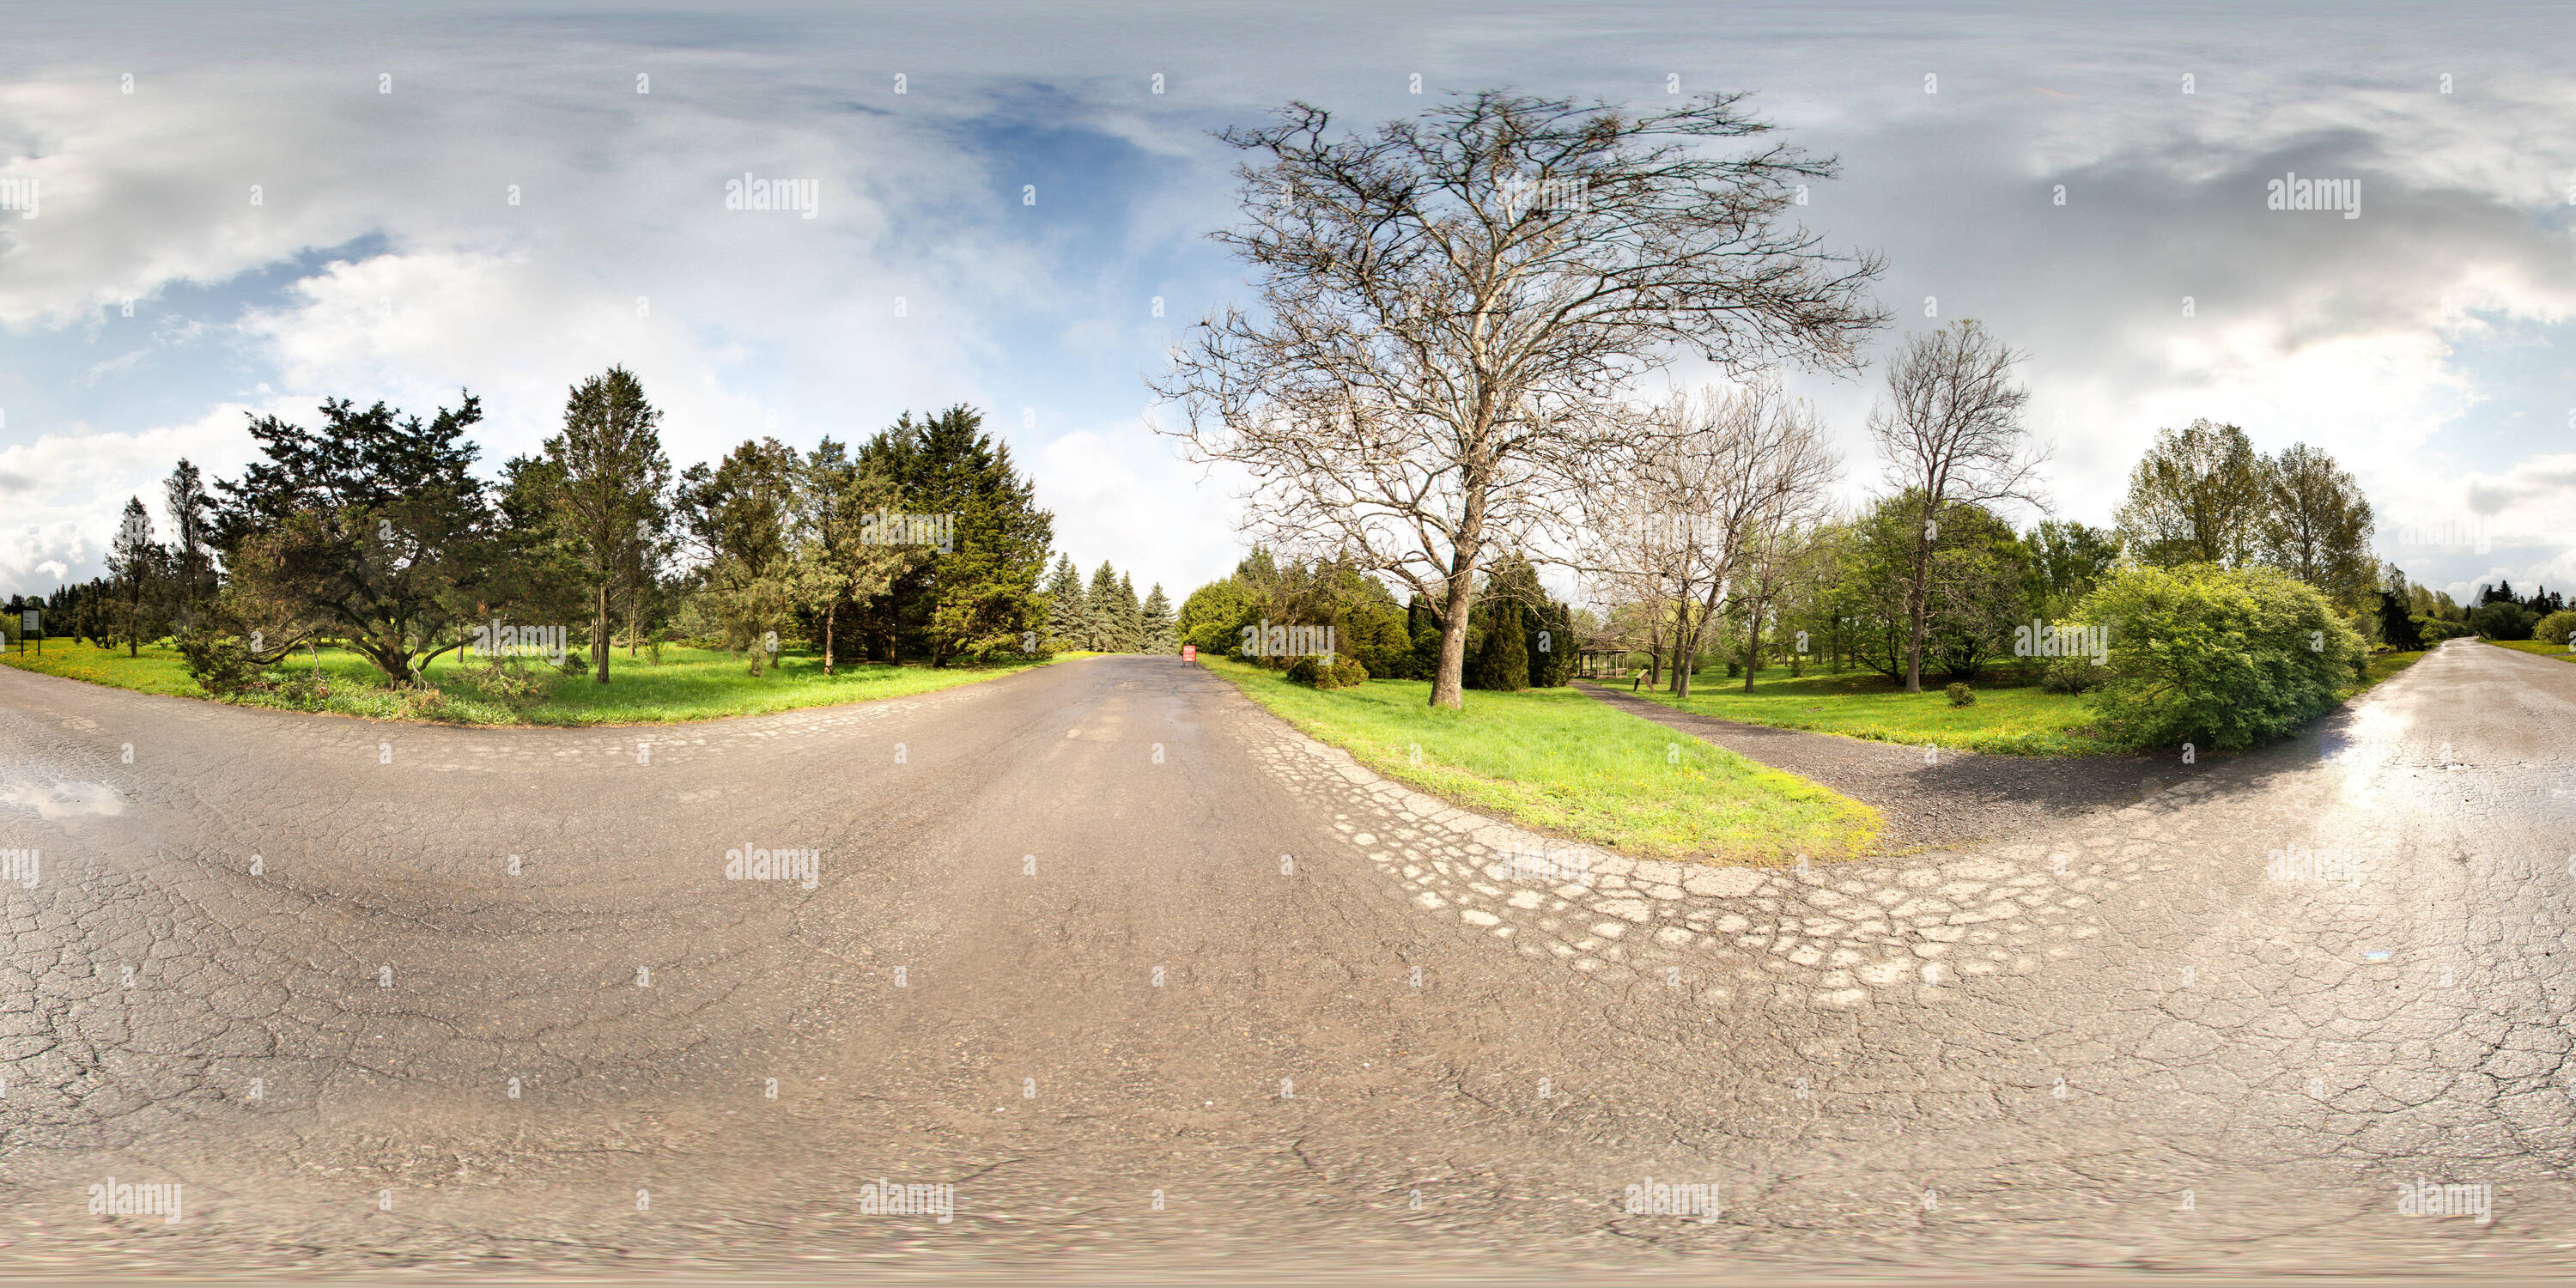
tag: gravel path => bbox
[1574,680,2172,854]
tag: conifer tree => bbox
[1468,598,1529,691]
[1043,554,1088,650]
[1115,571,1145,652]
[1086,561,1122,652]
[1140,583,1176,653]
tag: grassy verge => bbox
[1611,664,2115,756]
[2484,639,2576,665]
[1206,657,1877,866]
[0,639,1054,726]
[1599,649,2431,757]
[2359,649,2430,686]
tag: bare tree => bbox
[1579,382,1838,698]
[1157,89,1884,708]
[1867,321,2044,693]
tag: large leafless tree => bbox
[1157,90,1885,708]
[1577,382,1838,698]
[1867,320,2044,694]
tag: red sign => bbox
[1182,645,1197,663]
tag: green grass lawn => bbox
[0,638,1054,726]
[1614,663,2116,756]
[1606,650,2429,757]
[1206,657,1878,866]
[2485,638,2576,664]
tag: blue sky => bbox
[3,1,2570,606]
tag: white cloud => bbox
[0,404,265,589]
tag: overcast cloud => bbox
[2,1,2569,604]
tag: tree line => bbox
[1177,548,1578,691]
[15,369,1153,691]
[1041,556,1176,654]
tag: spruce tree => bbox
[1115,571,1145,652]
[1086,561,1122,652]
[1043,554,1088,649]
[1141,583,1176,653]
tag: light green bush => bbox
[2077,562,2366,751]
[2528,609,2576,650]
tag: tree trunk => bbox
[594,583,611,684]
[626,586,639,659]
[1670,599,1695,699]
[1431,562,1477,709]
[822,597,836,677]
[1903,508,1935,695]
[1644,599,1663,689]
[1743,598,1762,693]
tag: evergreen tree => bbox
[1085,561,1122,651]
[848,405,1054,665]
[161,459,216,633]
[2377,590,2421,650]
[1406,594,1443,680]
[1467,598,1528,691]
[1043,554,1088,650]
[1115,571,1145,651]
[544,365,671,683]
[1528,598,1575,687]
[1140,583,1176,653]
[107,496,164,657]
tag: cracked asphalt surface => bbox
[1,636,2571,1281]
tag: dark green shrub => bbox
[2534,609,2576,652]
[2470,600,2536,641]
[176,632,262,696]
[2079,563,2366,751]
[1467,600,1528,691]
[2375,591,2422,650]
[1287,654,1367,689]
[462,658,555,711]
[1944,681,1976,707]
[2039,654,2105,695]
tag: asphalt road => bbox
[1,639,2571,1281]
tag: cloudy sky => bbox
[2,1,2569,605]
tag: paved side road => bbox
[0,637,2567,1279]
